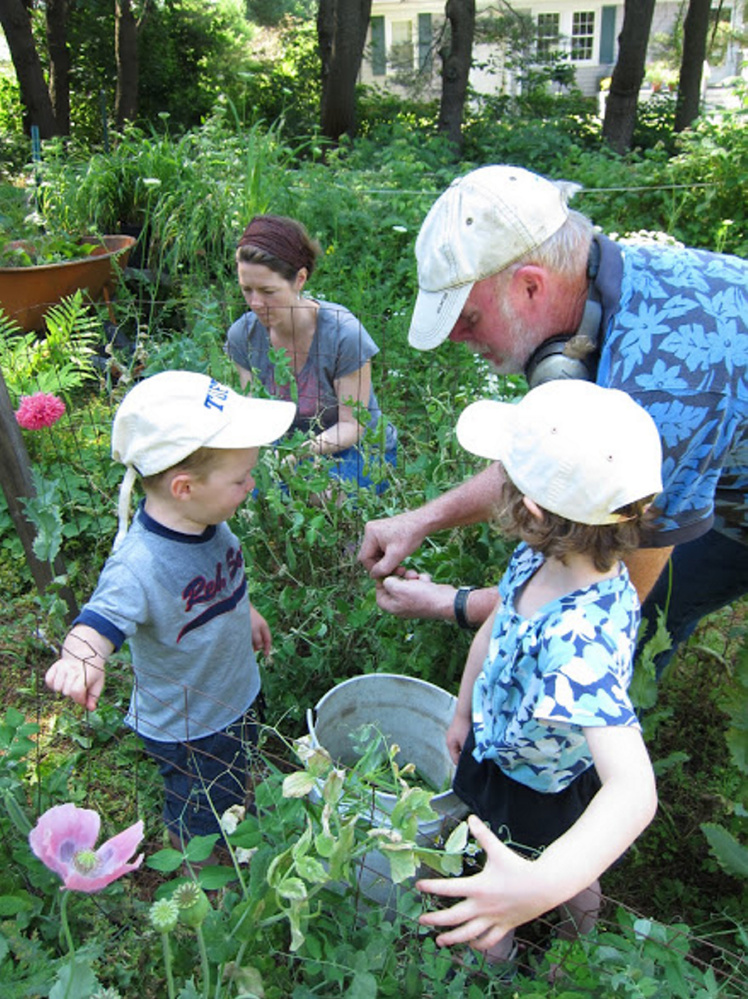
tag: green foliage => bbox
[63,0,260,141]
[0,290,101,400]
[698,634,748,883]
[0,234,99,268]
[1,97,748,995]
[701,823,748,880]
[136,0,258,132]
[37,111,304,280]
[22,469,64,565]
[231,16,322,139]
[246,0,316,27]
[0,74,26,176]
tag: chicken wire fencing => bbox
[1,297,747,994]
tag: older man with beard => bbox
[359,164,748,680]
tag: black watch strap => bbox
[454,586,477,630]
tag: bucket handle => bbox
[306,708,319,748]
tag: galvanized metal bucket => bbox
[307,673,468,910]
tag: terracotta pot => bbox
[0,234,136,332]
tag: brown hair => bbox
[496,472,654,572]
[236,214,321,280]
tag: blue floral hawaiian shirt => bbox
[595,236,748,546]
[472,544,640,794]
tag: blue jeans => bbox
[638,528,748,677]
[140,708,259,843]
[329,435,398,494]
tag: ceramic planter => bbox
[0,234,136,332]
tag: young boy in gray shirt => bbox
[45,370,295,848]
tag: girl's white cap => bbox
[456,380,663,525]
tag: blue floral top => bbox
[595,236,748,546]
[472,544,640,793]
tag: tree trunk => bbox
[438,0,476,150]
[601,0,657,155]
[317,0,373,142]
[115,0,139,126]
[675,0,711,132]
[0,0,58,137]
[46,0,71,135]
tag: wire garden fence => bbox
[1,290,747,996]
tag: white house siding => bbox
[363,1,625,97]
[364,1,744,98]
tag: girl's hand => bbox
[445,711,471,766]
[417,815,545,951]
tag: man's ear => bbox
[170,472,193,501]
[522,495,546,521]
[513,264,546,303]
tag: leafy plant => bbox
[0,235,99,268]
[0,290,102,400]
[1,99,748,996]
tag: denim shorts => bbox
[139,706,260,842]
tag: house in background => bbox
[361,1,746,100]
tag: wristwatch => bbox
[454,586,477,630]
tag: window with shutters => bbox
[571,11,595,61]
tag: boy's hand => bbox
[250,606,272,657]
[46,657,105,712]
[45,624,112,712]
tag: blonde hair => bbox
[141,447,227,492]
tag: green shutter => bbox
[371,16,386,76]
[599,6,616,64]
[418,13,432,72]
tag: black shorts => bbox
[453,729,601,856]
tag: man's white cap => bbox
[456,381,663,526]
[409,165,572,350]
[111,370,295,546]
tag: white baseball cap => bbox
[455,381,663,526]
[111,370,295,546]
[409,165,573,350]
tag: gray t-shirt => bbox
[75,505,260,743]
[225,300,386,436]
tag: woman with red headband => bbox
[225,214,397,495]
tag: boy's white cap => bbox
[409,165,572,350]
[111,370,295,546]
[456,381,663,526]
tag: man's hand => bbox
[357,510,428,578]
[375,571,458,620]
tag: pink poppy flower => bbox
[15,392,66,430]
[29,803,144,893]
